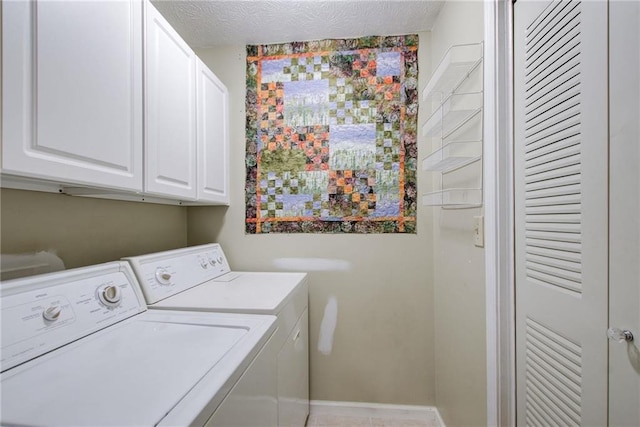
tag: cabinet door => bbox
[196,59,230,205]
[144,2,196,200]
[2,0,143,191]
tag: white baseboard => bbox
[309,400,446,426]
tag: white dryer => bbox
[0,261,278,427]
[124,244,309,427]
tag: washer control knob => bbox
[209,258,217,266]
[217,256,223,264]
[43,305,62,321]
[155,268,172,284]
[98,285,122,307]
[200,260,209,269]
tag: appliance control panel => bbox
[124,244,231,305]
[0,262,145,372]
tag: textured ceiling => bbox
[151,0,445,48]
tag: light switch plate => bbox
[474,215,484,247]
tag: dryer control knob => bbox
[43,305,62,321]
[155,268,172,285]
[98,285,122,307]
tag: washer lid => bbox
[153,272,307,314]
[1,314,251,427]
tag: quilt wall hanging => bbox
[245,35,418,234]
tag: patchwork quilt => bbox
[245,35,418,233]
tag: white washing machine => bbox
[124,243,309,427]
[0,261,278,427]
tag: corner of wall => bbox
[426,1,488,426]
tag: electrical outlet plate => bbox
[474,215,484,247]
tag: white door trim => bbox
[484,1,516,426]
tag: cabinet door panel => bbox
[2,0,143,191]
[196,59,229,204]
[145,2,196,200]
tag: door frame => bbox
[483,1,516,426]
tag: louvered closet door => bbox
[514,1,608,426]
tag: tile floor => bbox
[306,414,437,427]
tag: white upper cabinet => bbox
[2,0,229,205]
[196,59,230,205]
[144,2,197,201]
[2,0,143,192]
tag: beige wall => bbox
[428,2,487,426]
[0,189,188,269]
[189,38,436,405]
